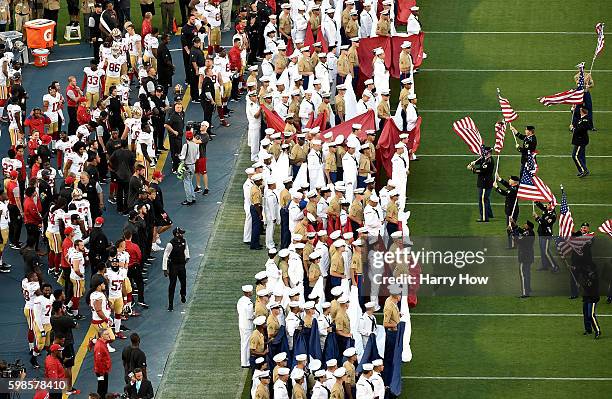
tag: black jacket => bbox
[472,156,494,189]
[157,42,174,79]
[512,225,535,264]
[534,202,556,236]
[124,379,153,399]
[516,133,537,164]
[572,117,590,146]
[495,178,519,218]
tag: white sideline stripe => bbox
[420,110,612,113]
[409,313,612,317]
[44,48,183,64]
[422,68,612,73]
[428,31,594,35]
[419,154,612,158]
[402,376,612,381]
[407,202,611,207]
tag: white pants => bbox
[397,178,407,212]
[239,327,252,367]
[265,221,276,249]
[220,0,233,30]
[248,129,260,161]
[244,207,252,243]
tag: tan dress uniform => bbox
[14,0,31,32]
[280,189,291,208]
[330,382,345,399]
[279,13,292,39]
[306,200,317,216]
[249,329,265,354]
[343,360,356,386]
[247,74,258,88]
[399,51,413,75]
[386,200,398,223]
[318,102,331,120]
[330,251,344,278]
[308,262,321,287]
[377,100,391,126]
[327,196,341,218]
[303,241,314,271]
[376,18,391,36]
[336,146,346,169]
[310,51,319,68]
[267,313,280,339]
[349,199,363,222]
[351,250,362,276]
[288,100,301,118]
[293,221,307,237]
[269,143,281,160]
[293,383,307,399]
[309,13,321,32]
[364,188,372,204]
[337,53,351,79]
[399,87,411,108]
[255,382,270,399]
[383,296,400,328]
[341,8,351,28]
[325,152,337,174]
[255,299,269,318]
[368,142,376,163]
[335,308,351,336]
[334,94,346,121]
[358,154,371,177]
[348,46,359,69]
[345,19,359,39]
[284,122,297,136]
[290,143,309,166]
[330,299,339,320]
[278,259,289,282]
[298,57,315,76]
[275,55,289,72]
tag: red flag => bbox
[376,116,422,177]
[286,38,294,56]
[315,28,328,54]
[266,0,276,13]
[452,116,483,155]
[396,0,417,25]
[304,22,316,50]
[356,36,391,81]
[307,111,328,131]
[321,110,376,142]
[388,34,425,77]
[262,107,286,133]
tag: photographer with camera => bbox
[0,359,26,399]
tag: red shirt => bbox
[30,163,41,180]
[93,338,112,374]
[28,138,40,157]
[66,85,81,108]
[61,238,74,269]
[228,46,242,71]
[44,355,66,379]
[24,196,43,225]
[125,240,142,268]
[6,180,19,205]
[16,154,26,181]
[24,114,51,136]
[141,20,152,45]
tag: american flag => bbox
[517,152,556,205]
[493,121,506,153]
[556,233,594,256]
[452,116,483,155]
[595,23,605,58]
[558,190,574,238]
[498,94,518,122]
[538,63,585,106]
[599,219,612,237]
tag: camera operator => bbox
[0,360,26,399]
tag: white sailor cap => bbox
[268,248,278,255]
[323,132,333,140]
[297,4,306,11]
[369,194,379,202]
[292,233,303,241]
[362,90,372,98]
[259,76,270,82]
[290,50,301,58]
[401,41,412,49]
[333,367,347,377]
[313,41,322,47]
[289,300,301,308]
[329,230,342,240]
[364,79,374,85]
[389,189,399,197]
[364,176,375,185]
[357,226,368,233]
[261,137,272,146]
[391,231,403,238]
[326,7,335,13]
[353,239,364,246]
[354,187,365,194]
[343,347,356,357]
[365,301,376,309]
[245,167,255,175]
[394,143,404,149]
[363,363,374,371]
[337,295,349,304]
[281,2,290,8]
[255,271,268,280]
[381,9,389,15]
[372,359,384,367]
[295,353,307,362]
[291,368,305,380]
[256,288,269,296]
[387,179,397,186]
[342,232,353,240]
[268,14,276,19]
[334,185,346,192]
[399,133,409,139]
[289,287,301,296]
[321,301,331,309]
[242,285,253,292]
[278,248,290,257]
[248,65,258,71]
[253,369,265,379]
[270,132,281,139]
[278,367,290,376]
[381,89,390,96]
[306,230,316,238]
[333,239,346,248]
[310,359,322,371]
[255,357,265,365]
[267,301,281,310]
[303,300,315,309]
[360,143,370,151]
[301,46,311,52]
[283,176,293,183]
[294,242,306,249]
[292,191,303,199]
[410,6,419,11]
[253,315,266,326]
[315,369,327,377]
[374,47,384,55]
[401,77,413,85]
[273,352,287,362]
[311,138,322,145]
[408,93,417,100]
[308,251,321,260]
[326,359,338,367]
[317,230,328,237]
[261,152,273,160]
[350,37,360,42]
[318,52,328,59]
[247,82,257,87]
[350,9,357,15]
[273,287,284,297]
[306,189,317,198]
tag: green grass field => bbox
[157,1,612,398]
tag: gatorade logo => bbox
[43,28,53,42]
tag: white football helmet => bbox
[120,74,130,85]
[111,42,121,57]
[71,188,83,200]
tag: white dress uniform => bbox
[326,51,338,89]
[360,10,374,38]
[373,58,390,94]
[264,188,280,249]
[356,99,369,116]
[391,152,409,212]
[312,381,329,399]
[341,151,359,203]
[243,178,254,242]
[274,99,291,120]
[315,62,331,94]
[288,250,305,290]
[261,58,275,79]
[370,372,385,399]
[315,241,330,277]
[293,13,308,43]
[285,311,301,350]
[355,375,375,398]
[406,13,422,35]
[358,313,377,348]
[317,313,331,350]
[364,204,382,237]
[236,295,254,367]
[299,98,315,128]
[307,149,326,190]
[322,14,339,47]
[246,99,262,161]
[273,379,290,399]
[288,201,302,233]
[311,92,323,114]
[405,102,418,131]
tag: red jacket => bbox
[228,46,242,71]
[66,85,82,108]
[24,114,50,136]
[125,240,142,268]
[23,196,42,225]
[61,238,74,269]
[44,355,66,379]
[94,338,112,374]
[6,180,19,205]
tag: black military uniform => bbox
[514,126,537,166]
[534,202,558,272]
[90,5,103,63]
[578,262,601,338]
[470,151,494,222]
[571,113,590,177]
[201,74,215,130]
[569,227,594,299]
[189,41,205,101]
[89,225,109,276]
[495,176,519,248]
[246,12,261,65]
[163,228,189,311]
[511,221,535,298]
[180,21,197,87]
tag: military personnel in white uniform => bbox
[371,359,385,399]
[312,369,329,399]
[243,168,255,243]
[342,143,359,203]
[274,367,290,399]
[358,301,378,348]
[364,195,382,237]
[355,364,375,398]
[237,285,254,367]
[308,140,326,190]
[406,6,422,35]
[391,144,409,211]
[264,181,280,249]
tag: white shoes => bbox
[152,243,163,251]
[107,344,116,353]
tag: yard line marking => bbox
[373,313,612,317]
[427,31,594,35]
[402,376,612,381]
[421,68,612,73]
[418,154,612,158]
[420,110,612,113]
[44,48,184,64]
[407,202,611,207]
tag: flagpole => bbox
[494,154,500,177]
[589,53,597,75]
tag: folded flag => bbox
[538,63,585,106]
[493,121,506,154]
[452,116,483,155]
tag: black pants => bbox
[25,224,40,249]
[96,373,108,397]
[230,75,240,100]
[153,118,165,149]
[128,265,145,303]
[201,100,214,126]
[68,106,78,136]
[63,267,73,304]
[182,51,191,85]
[168,266,186,308]
[189,67,199,101]
[116,180,129,213]
[178,0,189,25]
[8,204,21,245]
[43,9,59,41]
[169,134,182,171]
[93,38,102,63]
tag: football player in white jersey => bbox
[70,189,93,231]
[216,49,233,118]
[104,253,128,339]
[46,199,66,276]
[103,42,127,95]
[89,275,117,352]
[63,141,88,178]
[6,97,23,147]
[55,131,78,175]
[117,75,131,117]
[32,283,54,361]
[22,272,41,359]
[124,22,142,82]
[136,122,156,179]
[0,191,10,273]
[143,27,159,71]
[2,148,23,180]
[83,60,105,108]
[207,0,222,54]
[42,85,61,142]
[122,106,143,152]
[68,239,86,319]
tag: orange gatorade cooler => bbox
[24,19,56,49]
[32,49,50,67]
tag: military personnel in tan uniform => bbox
[247,66,259,87]
[254,371,271,399]
[335,297,351,341]
[274,46,289,74]
[366,130,377,165]
[399,41,414,81]
[348,39,360,76]
[249,316,268,362]
[358,147,372,179]
[266,303,281,340]
[298,49,315,87]
[308,252,322,288]
[284,118,297,137]
[385,190,400,236]
[278,4,292,42]
[330,368,346,399]
[383,289,401,331]
[376,10,391,36]
[342,348,358,391]
[348,190,364,230]
[336,46,351,83]
[334,84,347,124]
[277,249,290,286]
[310,44,322,68]
[325,143,338,183]
[345,11,360,39]
[14,0,32,32]
[377,90,392,130]
[290,135,309,172]
[254,289,270,318]
[289,94,301,118]
[309,6,321,32]
[341,1,352,28]
[399,78,413,108]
